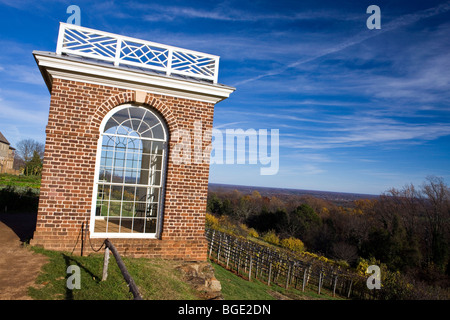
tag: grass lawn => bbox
[27,245,346,300]
[0,173,41,189]
[28,246,200,300]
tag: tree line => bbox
[207,176,450,292]
[13,139,44,176]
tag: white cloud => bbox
[234,1,450,86]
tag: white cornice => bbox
[33,51,235,104]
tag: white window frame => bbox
[89,103,168,239]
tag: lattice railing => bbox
[56,22,220,83]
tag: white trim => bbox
[58,22,219,59]
[89,103,168,239]
[89,232,158,239]
[34,52,235,104]
[57,22,219,83]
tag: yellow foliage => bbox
[205,213,219,229]
[280,237,305,253]
[248,228,259,238]
[263,230,280,245]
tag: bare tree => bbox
[421,176,450,268]
[15,139,44,162]
[332,241,359,263]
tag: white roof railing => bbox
[56,22,220,83]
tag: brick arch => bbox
[89,91,178,135]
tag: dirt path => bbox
[0,213,48,300]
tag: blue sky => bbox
[0,0,449,195]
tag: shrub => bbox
[248,228,259,238]
[280,237,305,253]
[205,213,219,229]
[263,230,280,245]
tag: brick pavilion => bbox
[31,23,234,260]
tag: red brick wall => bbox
[31,78,214,260]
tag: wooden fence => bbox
[205,228,374,299]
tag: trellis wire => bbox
[205,228,371,299]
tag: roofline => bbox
[33,50,235,104]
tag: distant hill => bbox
[208,183,378,204]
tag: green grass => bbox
[0,173,41,189]
[212,261,276,300]
[26,245,347,300]
[28,246,201,300]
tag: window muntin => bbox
[91,104,167,238]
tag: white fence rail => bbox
[56,22,220,83]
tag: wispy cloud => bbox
[0,64,44,85]
[134,2,360,23]
[234,1,450,86]
[280,122,450,150]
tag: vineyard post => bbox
[209,230,215,259]
[255,254,259,280]
[302,267,307,292]
[333,275,338,297]
[217,233,222,262]
[347,279,353,298]
[249,255,253,281]
[236,242,241,275]
[226,237,231,268]
[318,271,323,294]
[285,263,291,289]
[268,262,272,286]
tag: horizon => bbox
[208,182,380,197]
[1,0,449,195]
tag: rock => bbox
[176,261,224,300]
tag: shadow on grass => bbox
[62,253,102,300]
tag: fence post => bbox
[102,247,110,281]
[318,271,323,294]
[249,255,253,281]
[302,267,308,292]
[333,275,338,297]
[217,233,222,263]
[226,238,231,268]
[236,242,241,275]
[268,262,272,286]
[347,279,353,298]
[285,263,291,289]
[209,230,215,259]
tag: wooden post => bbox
[347,279,353,298]
[285,263,291,289]
[217,233,222,263]
[268,262,272,286]
[236,243,241,275]
[209,230,215,259]
[80,222,85,256]
[226,239,231,268]
[333,275,338,297]
[318,271,322,294]
[302,267,307,292]
[104,239,142,300]
[102,247,110,281]
[248,255,253,281]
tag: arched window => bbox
[90,104,168,238]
